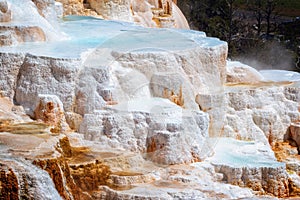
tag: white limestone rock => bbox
[289,122,300,148]
[130,0,157,27]
[1,18,228,118]
[252,107,286,144]
[33,94,70,133]
[207,138,289,197]
[0,0,11,22]
[146,109,209,164]
[64,111,83,131]
[226,61,264,84]
[15,54,81,116]
[288,172,300,196]
[197,68,300,143]
[93,161,255,200]
[0,96,31,122]
[87,0,133,21]
[75,63,109,114]
[110,38,227,110]
[71,28,227,113]
[5,24,228,137]
[31,0,59,27]
[54,0,190,29]
[4,0,63,43]
[150,72,195,108]
[109,173,156,188]
[97,185,207,200]
[54,2,63,17]
[0,26,46,46]
[0,52,25,99]
[0,0,64,46]
[0,158,62,200]
[260,70,300,82]
[223,109,268,142]
[215,85,300,143]
[284,87,300,103]
[79,98,210,164]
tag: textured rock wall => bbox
[0,26,46,46]
[0,53,25,98]
[0,0,64,46]
[56,0,189,28]
[0,168,19,200]
[32,0,58,26]
[288,122,300,148]
[1,1,300,198]
[214,164,289,197]
[112,43,228,109]
[79,107,209,164]
[0,33,227,118]
[15,55,81,116]
[0,0,11,22]
[34,94,70,133]
[56,0,98,16]
[33,137,112,200]
[222,86,300,143]
[88,0,132,21]
[0,159,62,200]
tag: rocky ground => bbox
[0,97,284,199]
[0,0,300,200]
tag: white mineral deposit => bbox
[0,0,299,199]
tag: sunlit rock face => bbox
[0,53,25,98]
[131,0,157,27]
[208,138,289,197]
[14,55,81,115]
[0,97,254,199]
[0,158,62,200]
[195,66,300,145]
[0,0,11,22]
[222,85,300,144]
[1,18,227,117]
[135,0,189,28]
[56,0,189,29]
[88,0,132,21]
[4,22,227,165]
[289,122,300,148]
[0,25,46,46]
[226,61,264,84]
[56,0,99,16]
[79,98,210,164]
[1,1,300,199]
[32,0,59,26]
[0,0,63,46]
[34,94,70,133]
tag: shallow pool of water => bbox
[0,15,225,58]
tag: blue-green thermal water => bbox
[0,15,226,58]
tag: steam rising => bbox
[235,41,297,72]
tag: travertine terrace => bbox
[0,0,300,199]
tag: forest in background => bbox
[178,0,300,72]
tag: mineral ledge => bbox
[0,0,300,199]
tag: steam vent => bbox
[0,0,300,199]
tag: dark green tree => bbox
[182,0,239,55]
[247,0,279,38]
[265,0,277,37]
[247,0,264,36]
